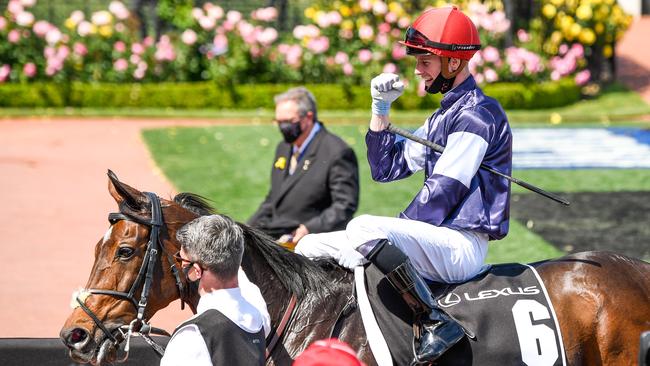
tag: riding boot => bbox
[365,239,465,365]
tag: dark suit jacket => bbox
[248,126,359,238]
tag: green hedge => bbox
[0,79,580,110]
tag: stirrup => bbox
[409,316,465,365]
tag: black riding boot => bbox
[365,239,465,365]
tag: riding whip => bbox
[386,123,570,206]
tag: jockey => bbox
[296,6,512,364]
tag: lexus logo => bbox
[438,292,461,308]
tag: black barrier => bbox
[641,331,650,366]
[0,337,169,365]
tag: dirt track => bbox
[0,118,218,337]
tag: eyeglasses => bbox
[174,250,195,268]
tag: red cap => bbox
[293,338,366,366]
[400,6,481,60]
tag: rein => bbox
[265,294,298,359]
[75,192,185,361]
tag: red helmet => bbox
[400,6,481,60]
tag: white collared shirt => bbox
[160,269,270,366]
[292,121,321,158]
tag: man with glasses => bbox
[161,215,270,366]
[296,6,512,364]
[248,86,359,247]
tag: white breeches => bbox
[295,214,489,283]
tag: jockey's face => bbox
[414,54,441,89]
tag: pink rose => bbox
[181,29,197,45]
[142,36,154,47]
[385,12,397,24]
[212,34,228,55]
[251,7,277,22]
[306,36,329,54]
[482,46,500,63]
[7,0,23,15]
[334,51,349,65]
[517,29,530,43]
[484,68,498,83]
[327,11,342,26]
[392,44,406,60]
[23,62,36,77]
[33,20,51,37]
[0,64,11,82]
[383,63,397,73]
[8,29,21,43]
[376,33,389,47]
[378,22,391,34]
[114,58,128,72]
[358,49,372,64]
[131,43,144,55]
[285,45,302,68]
[114,41,126,53]
[474,72,485,84]
[257,27,278,46]
[358,25,374,41]
[342,63,353,76]
[73,42,87,56]
[226,10,242,24]
[574,69,590,86]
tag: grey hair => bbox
[176,215,244,279]
[274,86,318,122]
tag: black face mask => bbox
[278,121,302,143]
[425,72,456,94]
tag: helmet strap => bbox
[425,57,468,94]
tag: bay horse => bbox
[60,171,650,365]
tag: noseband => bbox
[75,192,185,359]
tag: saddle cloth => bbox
[364,262,566,366]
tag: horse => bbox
[60,171,650,365]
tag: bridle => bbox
[75,192,185,360]
[75,191,301,362]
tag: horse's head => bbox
[60,170,210,365]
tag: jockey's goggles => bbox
[403,27,482,55]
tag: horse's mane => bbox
[172,192,334,299]
[173,192,215,215]
[239,224,334,299]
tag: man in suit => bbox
[248,87,359,244]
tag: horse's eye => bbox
[117,246,135,259]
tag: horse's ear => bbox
[107,169,147,211]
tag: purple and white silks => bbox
[366,76,512,240]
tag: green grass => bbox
[3,83,649,126]
[142,124,650,265]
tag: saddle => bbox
[362,262,566,366]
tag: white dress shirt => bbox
[160,269,270,366]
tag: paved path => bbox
[0,118,216,338]
[616,15,650,104]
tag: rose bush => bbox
[0,0,623,90]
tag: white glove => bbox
[334,246,367,269]
[371,73,405,116]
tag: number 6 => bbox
[512,299,559,366]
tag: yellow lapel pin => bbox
[274,156,287,170]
